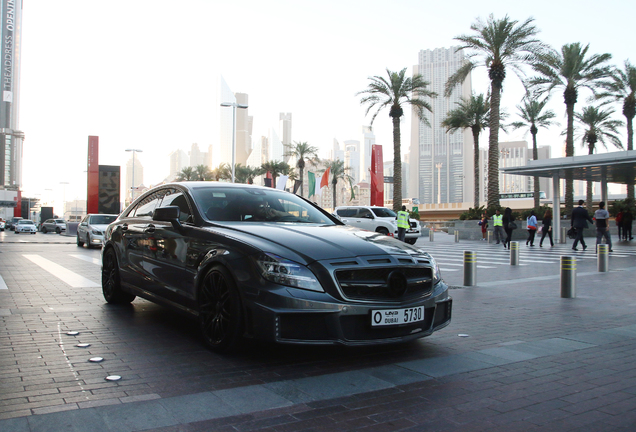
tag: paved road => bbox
[1,231,636,431]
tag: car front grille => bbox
[335,266,433,302]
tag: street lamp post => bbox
[126,149,143,201]
[220,102,248,183]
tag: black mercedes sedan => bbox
[101,182,452,352]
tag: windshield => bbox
[192,186,336,224]
[90,215,117,225]
[371,208,397,218]
[19,220,34,225]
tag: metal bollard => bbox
[487,231,492,243]
[560,256,576,298]
[429,229,434,242]
[463,250,476,286]
[597,244,609,272]
[560,227,567,244]
[455,230,460,242]
[509,241,519,265]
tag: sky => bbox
[18,0,635,213]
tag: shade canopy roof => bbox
[499,150,636,184]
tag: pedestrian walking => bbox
[526,210,538,246]
[492,209,505,244]
[623,209,633,241]
[594,201,613,252]
[479,212,489,241]
[502,207,516,249]
[571,199,594,251]
[396,205,410,242]
[616,210,623,242]
[539,208,554,247]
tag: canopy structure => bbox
[499,150,636,242]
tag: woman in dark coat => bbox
[539,208,554,247]
[502,207,515,249]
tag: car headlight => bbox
[91,229,102,235]
[255,253,323,292]
[424,253,442,284]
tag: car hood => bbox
[89,224,110,232]
[215,223,422,264]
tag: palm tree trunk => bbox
[565,101,575,215]
[532,131,540,210]
[392,115,402,212]
[472,127,480,209]
[299,166,304,197]
[487,83,502,209]
[332,182,337,209]
[627,115,634,200]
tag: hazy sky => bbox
[18,0,634,212]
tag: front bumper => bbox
[247,282,452,346]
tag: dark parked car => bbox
[102,182,452,352]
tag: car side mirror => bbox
[153,206,183,230]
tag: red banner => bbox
[87,136,99,214]
[370,145,384,206]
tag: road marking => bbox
[70,254,101,265]
[0,275,7,289]
[23,254,100,288]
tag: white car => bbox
[0,219,5,231]
[77,214,118,248]
[14,219,37,234]
[333,206,422,244]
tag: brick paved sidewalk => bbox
[1,242,636,431]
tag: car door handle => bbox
[144,225,156,233]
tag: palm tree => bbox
[441,93,490,209]
[260,161,292,188]
[234,164,263,184]
[210,163,231,181]
[445,15,546,209]
[324,159,354,209]
[358,68,436,212]
[194,164,211,181]
[528,42,613,215]
[175,166,195,181]
[597,60,636,199]
[284,141,319,197]
[575,105,624,211]
[509,91,558,209]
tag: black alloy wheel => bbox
[376,227,389,235]
[199,266,243,353]
[102,248,136,304]
[55,227,61,234]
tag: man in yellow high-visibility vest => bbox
[492,208,505,244]
[396,205,410,242]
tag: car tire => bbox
[102,248,136,304]
[77,235,84,247]
[56,227,61,234]
[41,226,47,234]
[376,227,389,235]
[31,232,36,235]
[14,230,18,234]
[199,265,243,353]
[406,238,417,245]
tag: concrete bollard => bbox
[509,241,519,265]
[560,256,576,298]
[455,230,460,243]
[597,244,609,272]
[429,229,434,242]
[463,250,476,286]
[560,227,567,244]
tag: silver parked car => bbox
[41,219,67,234]
[77,214,118,248]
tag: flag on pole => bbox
[315,174,322,196]
[320,167,330,189]
[308,172,315,198]
[276,175,288,190]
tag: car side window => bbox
[131,192,163,219]
[358,208,372,219]
[336,209,357,217]
[160,190,193,223]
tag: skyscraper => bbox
[0,0,24,192]
[217,78,252,170]
[279,113,292,159]
[409,47,472,205]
